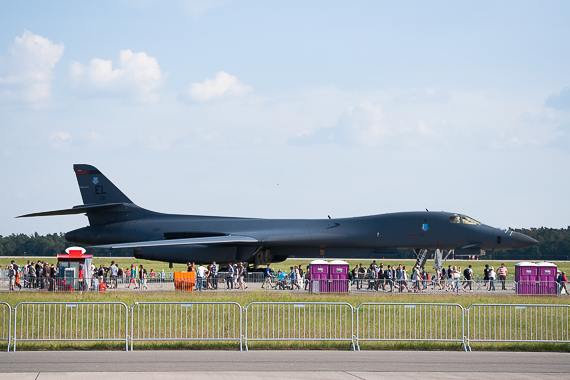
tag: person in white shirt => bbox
[196,265,207,291]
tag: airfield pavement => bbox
[0,350,569,379]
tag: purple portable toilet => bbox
[536,262,558,295]
[309,260,329,293]
[515,262,538,295]
[328,260,349,293]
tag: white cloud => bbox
[48,131,72,150]
[181,71,251,102]
[0,30,64,104]
[291,102,414,146]
[70,49,163,103]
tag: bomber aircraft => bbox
[18,164,538,269]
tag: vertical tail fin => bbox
[74,164,132,205]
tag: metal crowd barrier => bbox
[4,301,570,351]
[130,302,243,351]
[12,302,129,351]
[355,303,467,351]
[244,302,355,351]
[1,302,11,352]
[466,304,570,347]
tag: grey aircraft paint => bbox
[18,164,538,266]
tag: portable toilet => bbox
[515,262,537,295]
[57,247,92,291]
[536,262,557,294]
[309,260,329,293]
[328,260,350,293]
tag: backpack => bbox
[464,268,470,278]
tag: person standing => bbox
[384,265,394,292]
[453,266,461,293]
[261,264,275,289]
[11,261,22,290]
[463,265,473,292]
[23,260,30,288]
[212,261,218,290]
[498,263,508,290]
[488,266,496,291]
[28,262,37,289]
[109,261,118,289]
[139,265,147,290]
[196,264,206,291]
[43,262,50,290]
[357,264,366,290]
[377,264,385,291]
[127,264,137,289]
[412,265,422,292]
[226,262,234,289]
[560,272,568,294]
[8,264,16,291]
[237,263,248,289]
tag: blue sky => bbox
[1,0,570,236]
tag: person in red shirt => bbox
[497,263,508,290]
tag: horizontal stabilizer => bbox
[17,203,126,218]
[93,235,259,249]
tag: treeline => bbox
[1,227,569,260]
[0,233,129,257]
[488,227,570,261]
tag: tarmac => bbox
[0,350,569,379]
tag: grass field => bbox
[1,287,569,307]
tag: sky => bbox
[1,0,570,237]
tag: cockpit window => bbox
[449,214,461,224]
[461,215,481,225]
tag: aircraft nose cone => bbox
[511,231,538,249]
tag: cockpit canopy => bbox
[449,214,481,225]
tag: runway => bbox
[0,350,568,379]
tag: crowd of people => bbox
[4,259,569,294]
[348,260,569,294]
[4,259,166,292]
[5,259,57,291]
[348,261,477,293]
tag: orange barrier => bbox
[174,271,195,291]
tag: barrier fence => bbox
[355,303,467,351]
[3,302,570,351]
[6,277,566,296]
[466,304,570,346]
[130,302,243,351]
[12,302,129,351]
[244,302,355,351]
[1,302,11,352]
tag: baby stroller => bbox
[276,272,290,290]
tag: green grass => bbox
[2,289,569,308]
[10,339,570,353]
